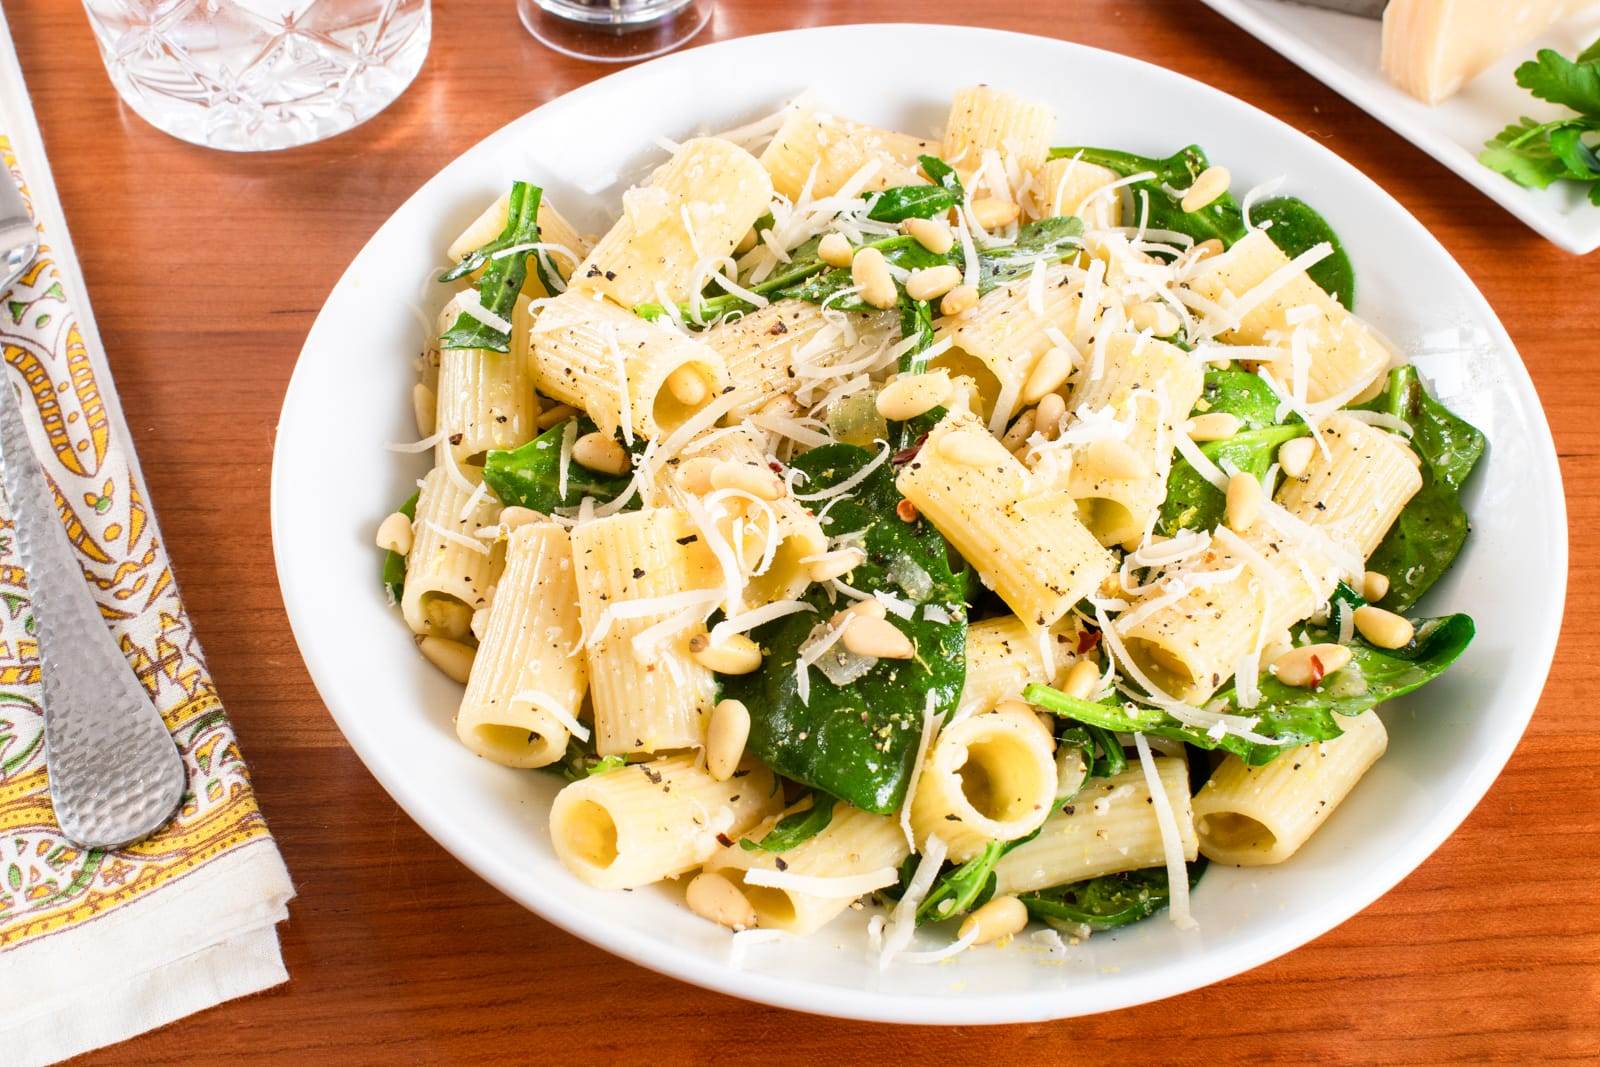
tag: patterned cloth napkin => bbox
[0,19,294,1065]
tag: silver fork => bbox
[0,174,184,849]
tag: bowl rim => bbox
[270,22,1568,1024]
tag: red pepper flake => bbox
[896,499,918,522]
[893,433,929,465]
[1077,627,1102,654]
[1308,654,1326,687]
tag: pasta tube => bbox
[959,615,1071,716]
[528,289,728,440]
[447,189,589,294]
[571,507,722,756]
[896,410,1115,631]
[401,464,500,639]
[702,300,898,417]
[1276,412,1422,558]
[1187,230,1389,404]
[909,706,1058,861]
[705,803,909,935]
[934,264,1080,420]
[435,292,539,465]
[943,85,1054,181]
[456,523,586,769]
[571,137,773,308]
[1027,156,1123,229]
[1193,709,1388,865]
[759,108,935,201]
[550,754,781,890]
[993,758,1197,895]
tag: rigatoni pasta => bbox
[381,82,1480,962]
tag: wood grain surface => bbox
[8,0,1596,1061]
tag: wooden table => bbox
[10,0,1596,1061]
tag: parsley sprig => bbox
[1480,38,1600,202]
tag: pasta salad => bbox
[376,85,1479,963]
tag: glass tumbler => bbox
[81,0,431,152]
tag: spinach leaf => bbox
[868,185,960,223]
[382,490,420,602]
[1019,861,1207,932]
[440,181,544,353]
[481,418,637,513]
[1057,723,1126,786]
[1025,612,1475,766]
[739,795,837,852]
[1358,366,1486,612]
[721,443,968,813]
[1051,144,1246,246]
[547,730,627,782]
[918,153,962,194]
[1158,369,1308,535]
[976,216,1087,294]
[1249,196,1356,309]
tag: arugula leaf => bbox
[1025,613,1475,766]
[720,444,968,813]
[976,216,1086,293]
[1358,366,1485,612]
[440,181,544,353]
[1057,723,1126,785]
[867,184,960,223]
[739,795,838,852]
[918,154,962,194]
[481,418,637,513]
[1248,196,1356,309]
[1516,45,1600,115]
[1019,861,1206,932]
[381,490,420,602]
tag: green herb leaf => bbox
[1515,46,1600,116]
[1019,861,1207,932]
[1358,366,1485,611]
[1051,144,1246,246]
[1025,613,1474,766]
[721,443,968,813]
[548,730,627,782]
[440,181,544,353]
[1479,117,1581,189]
[918,154,962,194]
[976,216,1086,294]
[381,490,420,602]
[739,795,838,852]
[867,184,961,223]
[481,418,637,513]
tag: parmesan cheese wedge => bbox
[1381,0,1600,105]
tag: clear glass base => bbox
[84,0,432,153]
[517,0,712,64]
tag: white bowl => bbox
[271,24,1566,1023]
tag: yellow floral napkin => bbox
[0,17,293,1065]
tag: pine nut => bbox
[1277,436,1314,479]
[499,505,544,530]
[1062,657,1100,701]
[818,232,854,268]
[1186,412,1241,442]
[412,382,437,437]
[675,455,721,495]
[470,606,491,643]
[1354,605,1413,649]
[685,871,757,929]
[1362,569,1390,602]
[417,636,475,684]
[940,284,979,317]
[1034,392,1066,438]
[905,216,954,254]
[690,633,763,675]
[538,403,579,429]
[841,615,914,659]
[376,511,413,555]
[958,895,1028,945]
[905,264,962,301]
[938,428,993,466]
[851,246,898,310]
[807,547,865,583]
[758,393,800,420]
[710,460,784,501]
[844,597,888,622]
[571,432,631,475]
[971,197,1020,230]
[1083,438,1148,481]
[876,372,952,422]
[666,365,709,406]
[1128,301,1180,336]
[1272,642,1351,688]
[999,410,1037,453]
[1022,346,1073,405]
[1225,472,1262,533]
[1181,166,1232,213]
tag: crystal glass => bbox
[81,0,431,152]
[517,0,712,64]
